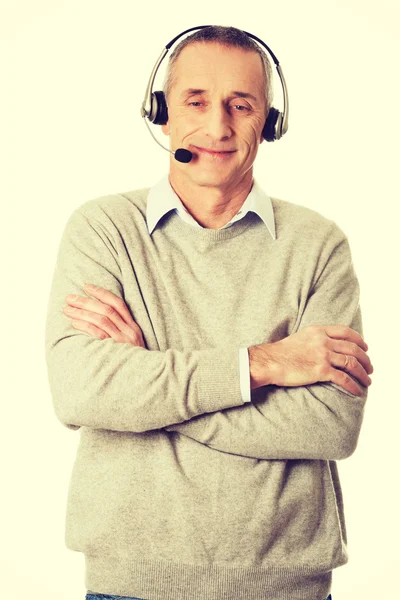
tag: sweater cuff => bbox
[195,346,245,414]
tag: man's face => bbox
[161,42,267,188]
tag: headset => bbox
[140,25,289,163]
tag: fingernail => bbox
[84,283,95,291]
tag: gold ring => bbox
[344,354,349,368]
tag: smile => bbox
[193,146,237,158]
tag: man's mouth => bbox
[193,146,236,156]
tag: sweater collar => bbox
[146,173,276,240]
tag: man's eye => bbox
[187,102,249,111]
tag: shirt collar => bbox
[146,172,276,240]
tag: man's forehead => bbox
[172,43,265,91]
[174,42,263,72]
[174,43,264,78]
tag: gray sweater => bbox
[44,182,367,600]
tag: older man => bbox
[45,25,372,600]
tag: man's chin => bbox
[184,167,235,187]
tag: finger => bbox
[329,368,364,396]
[330,351,371,388]
[70,319,111,341]
[65,293,141,339]
[64,306,126,341]
[64,305,143,345]
[324,324,368,352]
[82,285,137,328]
[330,339,373,375]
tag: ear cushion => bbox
[151,91,169,125]
[262,107,279,142]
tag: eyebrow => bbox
[181,88,259,103]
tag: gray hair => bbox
[162,25,274,117]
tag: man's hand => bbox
[249,325,373,396]
[62,283,146,348]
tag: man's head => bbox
[160,26,274,190]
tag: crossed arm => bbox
[48,207,373,461]
[62,294,371,461]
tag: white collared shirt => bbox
[146,173,276,403]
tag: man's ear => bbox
[161,121,170,136]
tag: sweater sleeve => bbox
[165,224,368,461]
[44,207,246,433]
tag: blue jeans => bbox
[86,594,333,600]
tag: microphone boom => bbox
[143,118,193,163]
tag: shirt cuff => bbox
[239,347,251,403]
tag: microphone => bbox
[174,148,193,163]
[143,118,193,163]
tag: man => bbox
[45,26,373,600]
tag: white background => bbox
[1,1,399,599]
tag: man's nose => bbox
[203,104,233,140]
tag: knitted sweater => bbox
[44,180,367,600]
